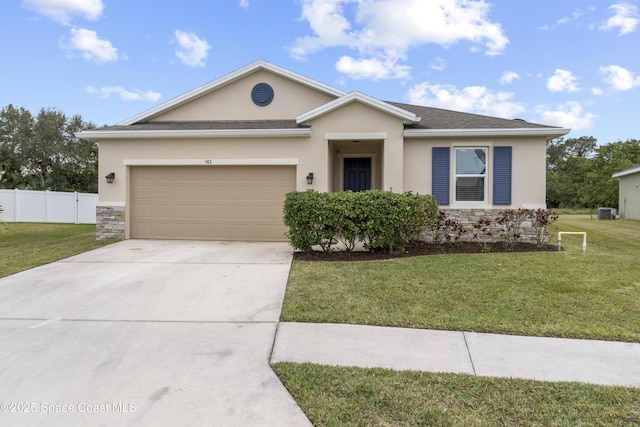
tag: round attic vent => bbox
[251,83,274,106]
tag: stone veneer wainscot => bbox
[424,208,540,244]
[96,205,125,240]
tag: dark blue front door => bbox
[344,157,371,192]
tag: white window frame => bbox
[454,146,489,205]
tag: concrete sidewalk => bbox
[271,322,640,388]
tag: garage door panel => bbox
[233,186,253,201]
[172,204,193,220]
[192,205,212,220]
[131,166,294,241]
[210,186,232,201]
[211,204,232,218]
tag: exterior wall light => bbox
[306,172,314,185]
[105,172,115,184]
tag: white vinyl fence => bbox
[0,189,98,224]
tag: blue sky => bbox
[1,0,639,144]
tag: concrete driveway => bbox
[0,240,312,426]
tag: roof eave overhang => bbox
[612,165,640,178]
[403,127,571,139]
[76,128,311,140]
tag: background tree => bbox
[0,105,33,188]
[546,137,596,209]
[547,137,640,209]
[50,113,99,193]
[0,104,98,193]
[587,139,640,208]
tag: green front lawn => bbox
[277,219,640,425]
[0,223,116,278]
[281,215,640,342]
[273,363,640,427]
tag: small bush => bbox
[530,209,559,246]
[494,208,558,250]
[282,190,337,252]
[330,192,365,251]
[283,190,438,253]
[471,217,493,251]
[428,211,467,247]
[495,209,528,250]
[358,191,431,252]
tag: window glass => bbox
[456,149,486,174]
[455,148,487,202]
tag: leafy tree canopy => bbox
[0,104,97,193]
[547,137,640,209]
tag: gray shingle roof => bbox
[102,103,559,132]
[387,102,557,130]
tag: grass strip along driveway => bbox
[272,363,640,427]
[0,223,114,278]
[275,216,640,426]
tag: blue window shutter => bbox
[432,147,450,205]
[493,146,512,205]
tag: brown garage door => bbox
[130,165,295,241]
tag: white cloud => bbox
[599,64,640,90]
[600,3,638,35]
[407,82,525,119]
[592,87,604,95]
[86,86,161,102]
[500,71,520,85]
[23,0,104,25]
[547,69,580,92]
[290,0,354,59]
[335,55,410,80]
[174,30,211,67]
[542,7,595,30]
[557,9,583,25]
[291,0,508,80]
[65,27,118,63]
[430,58,446,71]
[535,101,596,130]
[239,0,249,9]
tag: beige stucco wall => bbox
[100,125,549,211]
[99,101,407,204]
[152,70,337,121]
[618,172,640,219]
[97,100,411,239]
[98,136,321,201]
[308,102,406,191]
[403,136,548,209]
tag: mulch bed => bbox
[293,241,558,261]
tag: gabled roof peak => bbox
[297,91,421,125]
[118,59,347,126]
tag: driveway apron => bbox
[0,240,312,426]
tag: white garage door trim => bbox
[124,158,299,166]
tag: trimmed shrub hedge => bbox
[283,190,439,253]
